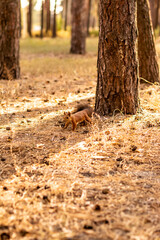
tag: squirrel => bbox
[63,104,93,131]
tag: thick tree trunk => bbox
[52,0,57,38]
[137,0,159,83]
[95,0,139,115]
[0,0,20,80]
[27,0,32,37]
[70,0,89,54]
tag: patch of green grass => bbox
[20,37,98,55]
[20,37,98,77]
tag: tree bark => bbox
[0,0,20,80]
[137,0,159,83]
[70,0,89,54]
[95,0,139,115]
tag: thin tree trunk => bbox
[40,2,44,38]
[149,0,159,29]
[0,0,20,80]
[87,0,92,36]
[27,0,32,37]
[20,0,22,37]
[45,0,51,33]
[70,0,89,54]
[64,0,68,31]
[52,0,57,38]
[155,0,160,28]
[95,0,139,115]
[137,0,159,83]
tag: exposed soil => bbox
[0,45,160,240]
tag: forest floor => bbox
[0,37,160,240]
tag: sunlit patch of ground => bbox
[0,37,160,240]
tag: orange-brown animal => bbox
[63,104,93,131]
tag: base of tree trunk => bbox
[95,0,139,116]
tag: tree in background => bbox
[70,0,89,54]
[137,0,159,83]
[149,0,159,29]
[27,0,32,37]
[52,0,57,37]
[0,0,20,79]
[95,0,139,115]
[64,0,68,31]
[40,0,44,38]
[45,0,51,33]
[87,0,92,36]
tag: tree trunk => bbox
[149,0,159,29]
[95,0,139,115]
[0,0,20,80]
[64,0,68,31]
[137,0,159,83]
[40,2,44,38]
[52,0,57,38]
[27,0,32,37]
[155,0,160,28]
[87,0,92,36]
[70,0,89,54]
[45,0,51,33]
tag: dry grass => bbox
[0,37,160,240]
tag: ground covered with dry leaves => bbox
[0,38,160,240]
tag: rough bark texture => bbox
[0,0,20,79]
[70,0,89,54]
[95,0,139,115]
[137,0,159,83]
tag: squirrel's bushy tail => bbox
[72,103,93,117]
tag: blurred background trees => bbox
[21,0,99,38]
